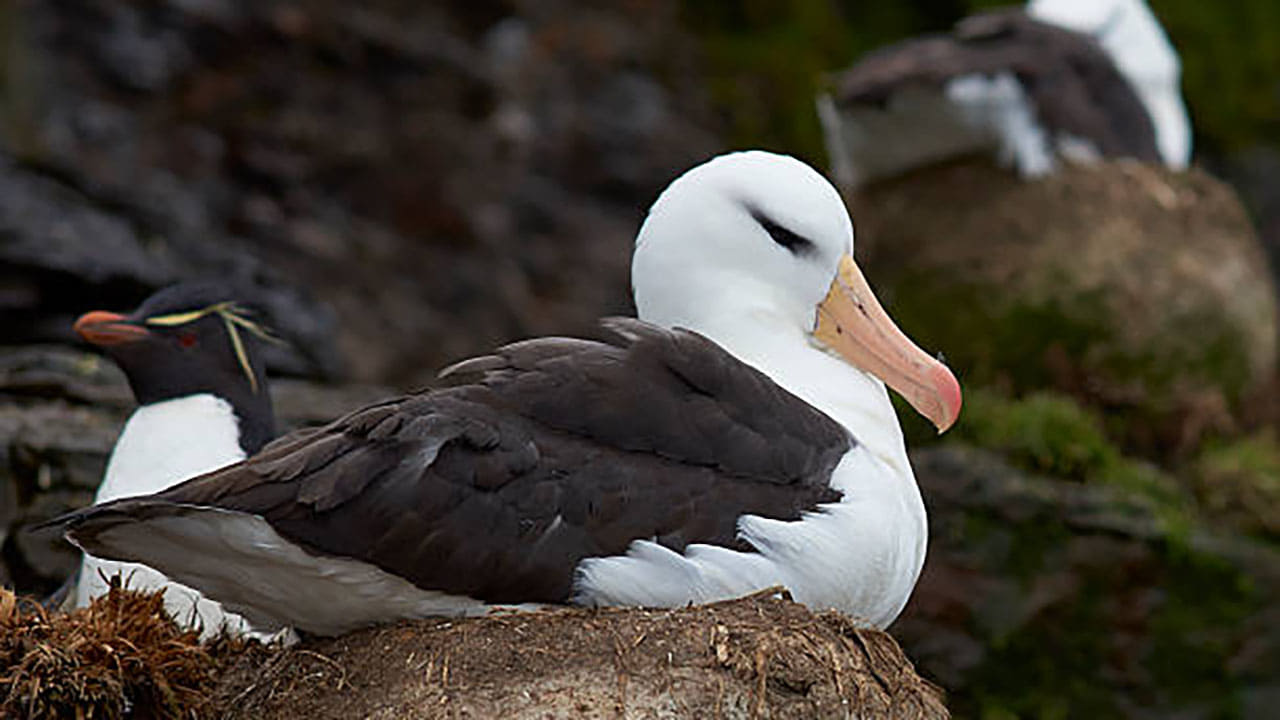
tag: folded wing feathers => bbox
[57,318,850,606]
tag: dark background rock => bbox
[2,0,718,386]
[898,445,1279,719]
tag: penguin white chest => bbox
[98,394,245,502]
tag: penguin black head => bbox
[74,282,278,454]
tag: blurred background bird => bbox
[818,0,1189,188]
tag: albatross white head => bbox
[632,151,961,466]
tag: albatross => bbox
[819,0,1190,188]
[69,283,277,638]
[51,151,961,636]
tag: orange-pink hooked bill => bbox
[814,254,962,432]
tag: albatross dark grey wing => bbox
[823,9,1159,186]
[58,318,849,624]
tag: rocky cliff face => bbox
[2,0,718,385]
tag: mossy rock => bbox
[949,389,1186,503]
[948,389,1116,481]
[897,445,1279,718]
[853,159,1278,453]
[1192,431,1280,540]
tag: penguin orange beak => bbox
[74,311,151,346]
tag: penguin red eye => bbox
[177,332,198,348]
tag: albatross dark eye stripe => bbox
[747,207,816,256]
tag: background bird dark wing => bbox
[66,318,850,604]
[832,9,1161,163]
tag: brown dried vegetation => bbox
[0,584,235,719]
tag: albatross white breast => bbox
[52,151,961,636]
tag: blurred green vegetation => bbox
[901,381,1280,543]
[1193,431,1280,540]
[940,388,1196,529]
[951,389,1115,481]
[961,521,1260,720]
[1152,0,1280,153]
[912,389,1266,718]
[683,0,1280,162]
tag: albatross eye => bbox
[751,209,816,256]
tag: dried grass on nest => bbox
[0,583,240,719]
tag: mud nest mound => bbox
[0,586,946,718]
[0,584,237,719]
[214,589,948,719]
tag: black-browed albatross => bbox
[819,0,1190,188]
[51,151,962,636]
[70,283,277,638]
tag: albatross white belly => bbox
[575,444,926,628]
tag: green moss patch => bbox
[1192,432,1280,540]
[962,535,1261,719]
[914,388,1197,538]
[882,266,1256,434]
[951,389,1114,481]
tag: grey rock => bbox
[0,156,343,379]
[6,0,718,388]
[96,4,193,92]
[0,155,179,289]
[0,346,131,407]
